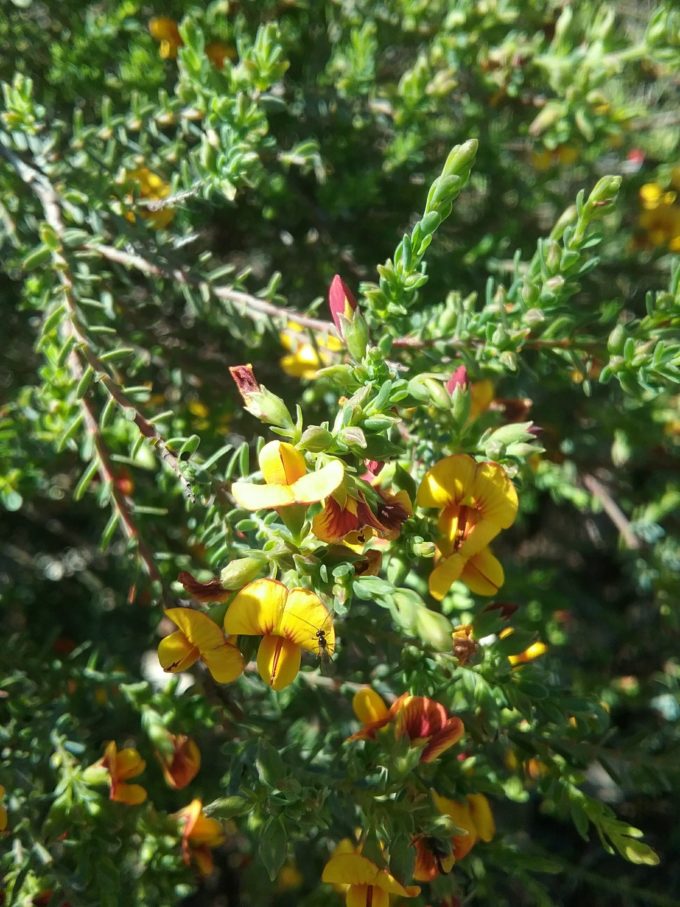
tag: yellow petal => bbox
[158,630,199,673]
[165,608,226,653]
[189,814,226,847]
[417,455,478,509]
[291,460,345,504]
[0,804,7,832]
[467,794,495,842]
[202,641,244,684]
[347,887,389,907]
[280,588,335,654]
[231,480,296,510]
[322,854,419,897]
[115,748,145,781]
[257,635,301,690]
[353,687,389,724]
[460,548,505,595]
[428,553,466,601]
[224,579,288,636]
[259,441,307,486]
[112,782,147,805]
[470,461,518,529]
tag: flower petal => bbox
[112,782,147,805]
[201,640,244,684]
[417,455,478,509]
[428,553,466,601]
[115,748,146,781]
[257,635,301,690]
[291,459,345,504]
[223,579,287,636]
[432,793,477,860]
[165,608,226,653]
[158,629,200,673]
[312,496,360,542]
[460,548,505,596]
[280,588,335,654]
[259,441,307,486]
[231,480,296,510]
[467,794,495,842]
[188,814,226,847]
[347,887,389,907]
[470,461,518,529]
[421,717,465,763]
[353,687,389,725]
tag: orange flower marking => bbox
[223,579,335,690]
[322,852,420,906]
[349,689,464,764]
[100,741,147,805]
[158,608,244,684]
[174,799,225,876]
[313,484,412,546]
[157,734,201,790]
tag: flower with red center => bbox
[223,579,335,690]
[417,454,518,600]
[232,440,344,511]
[350,688,464,764]
[157,734,201,790]
[322,852,420,907]
[174,799,225,876]
[157,608,244,684]
[99,741,147,805]
[312,483,412,546]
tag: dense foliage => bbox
[1,1,679,905]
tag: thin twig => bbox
[0,145,195,501]
[583,473,641,550]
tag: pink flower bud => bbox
[446,365,469,394]
[328,274,357,336]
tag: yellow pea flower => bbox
[223,579,334,690]
[174,798,225,876]
[149,17,183,59]
[231,440,344,511]
[206,41,236,69]
[279,325,343,379]
[100,741,147,805]
[417,454,518,600]
[123,167,174,229]
[322,852,420,907]
[157,734,201,790]
[158,608,244,684]
[432,791,495,861]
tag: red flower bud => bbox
[446,365,469,394]
[328,275,357,335]
[229,363,260,398]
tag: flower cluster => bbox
[637,174,680,251]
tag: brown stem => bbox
[583,473,641,550]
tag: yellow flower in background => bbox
[149,17,183,59]
[223,579,335,690]
[174,798,225,876]
[232,440,344,511]
[504,630,549,666]
[417,454,518,600]
[123,167,174,229]
[432,791,495,861]
[531,145,579,171]
[206,41,236,69]
[638,180,680,250]
[322,852,420,906]
[0,784,7,831]
[279,325,343,379]
[100,741,147,805]
[158,607,244,683]
[157,734,201,790]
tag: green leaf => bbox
[259,816,288,881]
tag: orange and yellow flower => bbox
[157,734,201,790]
[417,454,518,600]
[427,791,495,866]
[312,484,412,546]
[322,852,420,907]
[174,798,225,876]
[149,17,183,59]
[232,441,344,511]
[100,741,147,805]
[223,579,334,690]
[158,608,244,684]
[350,688,464,764]
[502,626,549,666]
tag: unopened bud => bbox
[446,365,469,393]
[414,607,453,651]
[344,308,370,360]
[298,425,334,452]
[328,274,357,335]
[220,556,265,590]
[229,364,293,428]
[587,175,622,207]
